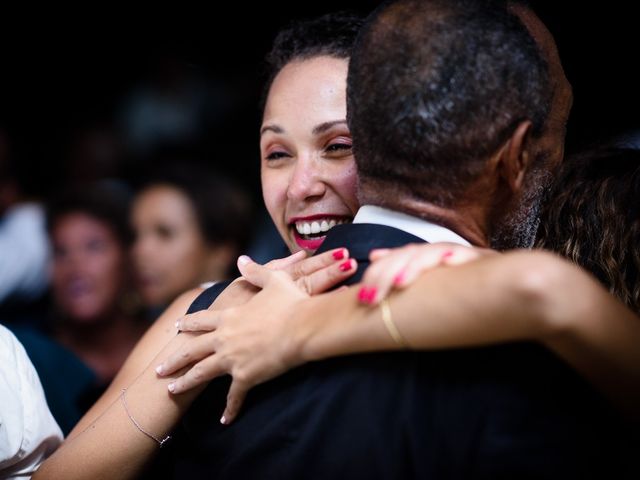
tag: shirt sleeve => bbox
[0,324,63,478]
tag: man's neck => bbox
[354,205,472,246]
[357,199,490,247]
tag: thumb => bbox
[220,380,248,425]
[237,255,271,289]
[264,250,307,270]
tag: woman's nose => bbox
[286,156,326,202]
[132,235,153,261]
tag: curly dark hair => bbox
[139,163,253,254]
[347,0,552,207]
[46,183,133,247]
[536,147,640,313]
[260,11,364,110]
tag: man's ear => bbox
[499,120,533,193]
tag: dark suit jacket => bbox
[168,224,627,479]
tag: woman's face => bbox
[51,213,126,323]
[260,55,359,254]
[131,184,212,307]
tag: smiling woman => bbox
[260,58,358,254]
[32,12,366,480]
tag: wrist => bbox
[296,287,372,362]
[288,295,325,364]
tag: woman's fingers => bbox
[263,250,307,270]
[220,380,249,425]
[260,248,350,280]
[164,269,309,420]
[441,246,495,265]
[368,248,391,261]
[360,243,493,305]
[175,309,222,332]
[280,248,350,280]
[236,248,354,294]
[156,332,218,376]
[167,353,227,394]
[237,255,275,289]
[296,258,357,295]
[358,247,418,304]
[360,243,434,304]
[390,245,458,288]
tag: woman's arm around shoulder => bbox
[66,288,203,440]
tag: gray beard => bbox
[490,169,552,250]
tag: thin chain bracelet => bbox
[121,388,172,447]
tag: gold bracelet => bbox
[121,388,172,448]
[380,298,409,349]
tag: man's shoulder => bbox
[317,223,426,260]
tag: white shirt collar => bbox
[353,205,471,246]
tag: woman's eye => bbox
[266,151,290,161]
[326,142,352,154]
[156,225,175,240]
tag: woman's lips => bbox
[289,215,352,251]
[293,231,327,251]
[64,277,94,299]
[136,272,162,291]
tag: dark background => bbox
[1,1,638,200]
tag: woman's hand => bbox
[157,257,322,424]
[358,242,496,304]
[208,248,355,309]
[270,247,356,295]
[156,251,357,421]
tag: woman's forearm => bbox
[34,332,203,480]
[36,278,274,478]
[297,251,640,417]
[299,252,549,360]
[34,289,204,480]
[66,289,203,442]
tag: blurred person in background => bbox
[47,186,144,384]
[13,186,145,434]
[536,146,640,314]
[0,128,50,316]
[131,164,252,318]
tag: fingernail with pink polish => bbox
[168,382,175,393]
[332,249,345,260]
[393,271,405,286]
[220,416,227,424]
[358,286,376,304]
[357,286,369,302]
[155,365,164,376]
[339,259,353,272]
[441,250,454,260]
[365,287,377,304]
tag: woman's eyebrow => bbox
[312,120,347,135]
[260,124,284,136]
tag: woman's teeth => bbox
[294,218,349,238]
